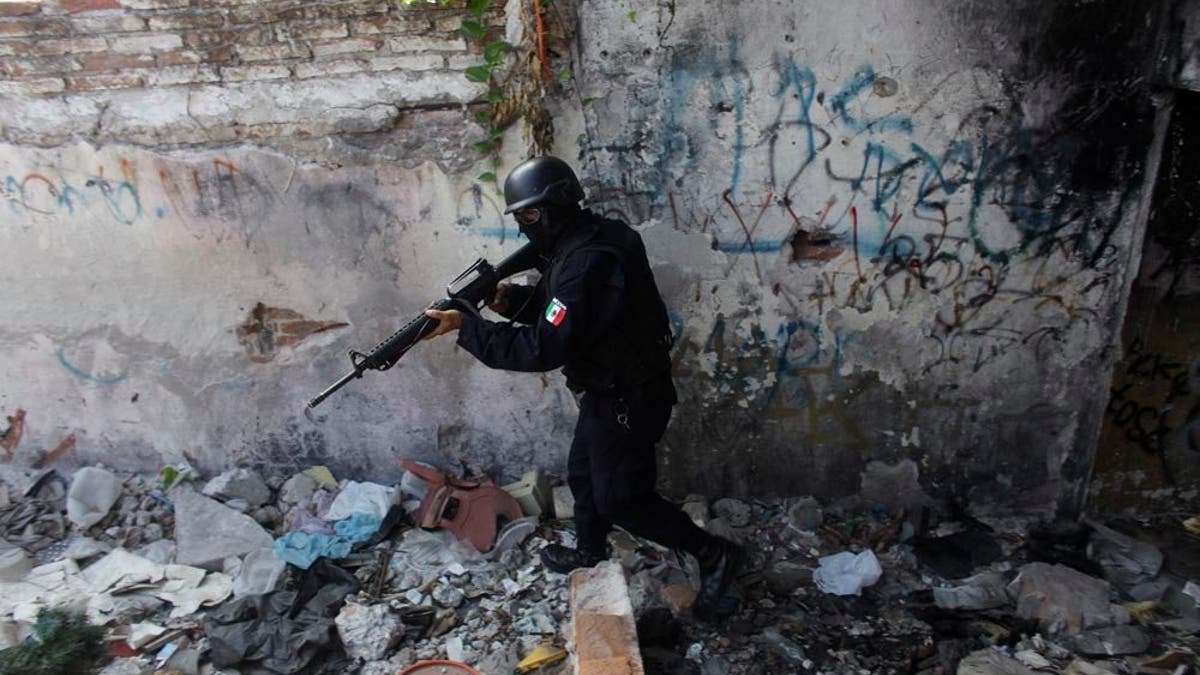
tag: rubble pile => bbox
[0,461,1196,675]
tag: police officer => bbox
[423,156,743,620]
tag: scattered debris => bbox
[814,549,882,596]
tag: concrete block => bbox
[570,561,643,675]
[553,485,575,520]
[173,488,273,569]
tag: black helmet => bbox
[503,156,584,214]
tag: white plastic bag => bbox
[67,467,122,529]
[323,481,394,521]
[813,550,882,596]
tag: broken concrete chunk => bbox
[279,473,318,506]
[712,498,752,528]
[1071,624,1151,656]
[552,485,574,520]
[432,584,464,609]
[0,539,33,582]
[67,467,122,529]
[335,601,405,661]
[1007,562,1116,635]
[569,560,644,674]
[205,468,273,504]
[956,648,1039,675]
[787,496,823,532]
[172,488,274,569]
[1084,518,1163,589]
[933,572,1010,610]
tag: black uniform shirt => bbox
[456,249,626,373]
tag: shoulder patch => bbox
[544,297,567,327]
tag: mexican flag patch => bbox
[544,298,567,326]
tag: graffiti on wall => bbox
[576,50,1143,418]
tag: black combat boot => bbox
[693,537,745,621]
[539,544,607,574]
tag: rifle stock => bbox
[307,241,541,409]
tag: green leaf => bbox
[460,20,486,41]
[473,140,496,154]
[467,0,490,17]
[491,154,503,168]
[580,97,594,106]
[478,171,497,183]
[490,126,504,139]
[557,67,572,83]
[464,65,492,83]
[628,10,637,21]
[486,90,503,104]
[483,41,511,64]
[474,110,490,124]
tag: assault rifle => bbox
[307,242,542,409]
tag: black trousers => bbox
[568,377,713,556]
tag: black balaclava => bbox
[518,204,579,253]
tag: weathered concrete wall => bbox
[0,0,1183,516]
[573,0,1171,516]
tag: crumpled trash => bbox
[274,532,352,570]
[66,467,122,529]
[233,548,287,598]
[274,513,381,569]
[324,481,394,521]
[813,550,882,596]
[333,513,382,545]
[390,528,484,581]
[204,558,358,674]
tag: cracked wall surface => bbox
[0,0,1187,515]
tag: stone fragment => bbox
[933,572,1010,610]
[711,498,751,528]
[202,468,271,507]
[1064,659,1119,675]
[956,648,1039,675]
[1071,625,1150,656]
[681,495,709,528]
[860,459,934,512]
[62,537,111,562]
[172,489,273,568]
[786,496,823,532]
[661,584,696,614]
[335,601,405,661]
[763,561,812,596]
[433,584,465,608]
[67,467,122,529]
[1007,562,1117,634]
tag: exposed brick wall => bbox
[0,0,498,97]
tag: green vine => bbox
[403,0,558,190]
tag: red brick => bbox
[304,1,388,21]
[235,42,310,62]
[227,3,304,24]
[155,49,203,66]
[1,55,78,76]
[0,2,40,17]
[311,36,380,58]
[59,0,122,12]
[0,77,66,96]
[67,70,145,91]
[110,32,183,53]
[147,13,226,31]
[70,12,146,32]
[278,20,347,41]
[183,26,267,50]
[78,52,155,71]
[0,39,31,56]
[351,15,429,35]
[0,18,70,37]
[29,36,108,56]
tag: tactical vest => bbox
[546,211,675,395]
